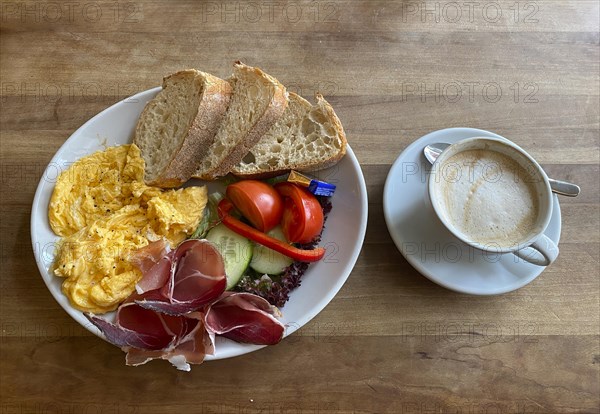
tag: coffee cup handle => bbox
[512,234,559,266]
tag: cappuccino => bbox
[435,149,540,247]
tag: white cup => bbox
[428,137,559,266]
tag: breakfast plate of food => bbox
[383,127,561,295]
[31,62,368,370]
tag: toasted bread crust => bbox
[194,62,288,180]
[313,92,347,162]
[138,66,346,184]
[136,70,232,188]
[155,72,232,186]
[232,93,347,179]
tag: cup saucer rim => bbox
[382,127,562,295]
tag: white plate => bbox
[383,128,561,295]
[31,87,368,360]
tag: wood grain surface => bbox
[1,1,598,413]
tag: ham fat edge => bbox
[205,292,284,346]
[85,239,285,370]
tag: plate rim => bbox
[30,86,369,360]
[382,127,562,295]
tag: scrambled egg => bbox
[49,144,207,314]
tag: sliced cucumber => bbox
[250,226,294,275]
[206,224,253,289]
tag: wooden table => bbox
[1,1,598,412]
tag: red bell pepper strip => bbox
[217,199,325,263]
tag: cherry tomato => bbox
[274,182,324,244]
[226,180,283,232]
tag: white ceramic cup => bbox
[428,137,559,266]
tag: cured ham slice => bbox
[134,239,227,315]
[130,240,172,294]
[124,312,214,371]
[205,292,285,345]
[85,305,214,371]
[85,300,179,349]
[88,239,285,370]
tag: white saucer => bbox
[383,128,561,295]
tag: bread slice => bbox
[231,93,347,179]
[133,69,232,187]
[193,62,288,180]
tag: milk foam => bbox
[436,149,540,247]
